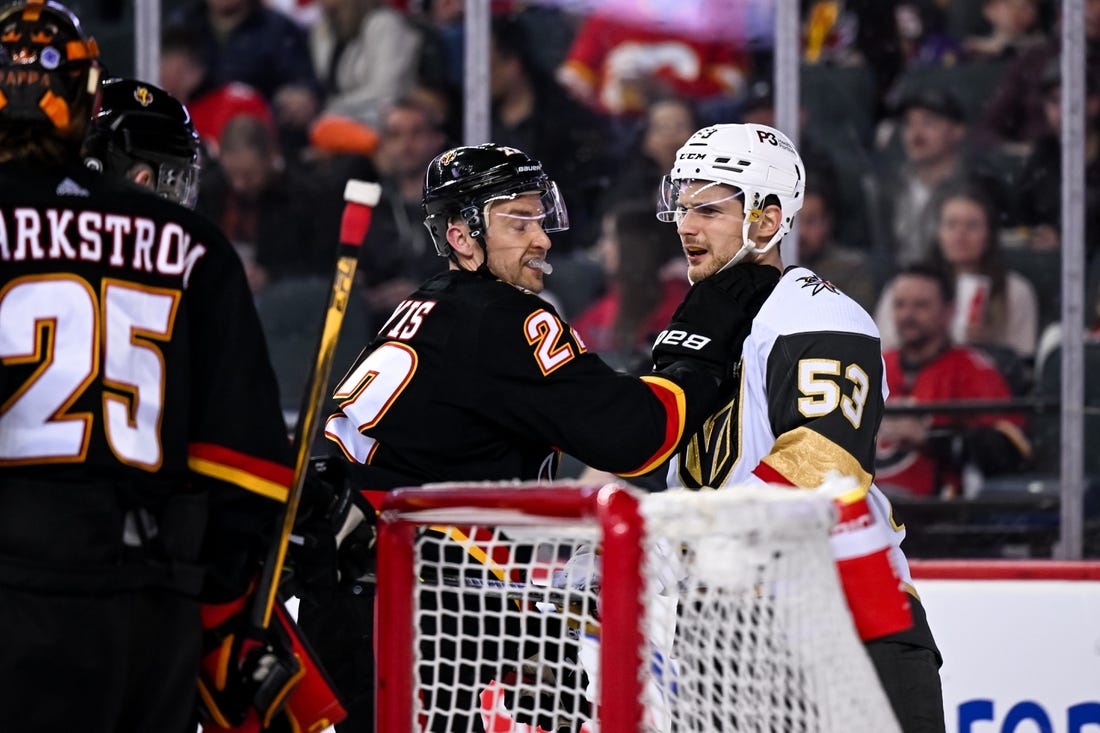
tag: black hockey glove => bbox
[652,263,780,377]
[285,456,377,601]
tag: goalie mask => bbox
[0,0,100,135]
[657,123,805,269]
[83,77,202,208]
[422,144,569,258]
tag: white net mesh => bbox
[412,522,602,733]
[387,483,901,733]
[640,488,901,733]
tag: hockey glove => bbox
[652,263,780,376]
[198,604,304,730]
[285,456,377,601]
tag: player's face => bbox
[937,197,989,270]
[673,180,745,283]
[483,193,553,293]
[892,274,953,350]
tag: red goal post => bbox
[376,481,900,733]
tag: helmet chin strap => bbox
[702,212,785,283]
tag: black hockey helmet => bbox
[83,77,202,208]
[0,0,99,134]
[421,144,569,257]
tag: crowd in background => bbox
[81,0,1100,506]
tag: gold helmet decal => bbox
[133,84,153,107]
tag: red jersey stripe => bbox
[621,376,687,477]
[188,442,291,503]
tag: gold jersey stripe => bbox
[758,426,872,503]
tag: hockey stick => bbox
[252,179,382,630]
[422,569,600,615]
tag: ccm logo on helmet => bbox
[654,329,712,351]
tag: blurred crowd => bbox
[84,0,1100,503]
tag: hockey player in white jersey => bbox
[658,123,945,733]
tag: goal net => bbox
[375,481,901,733]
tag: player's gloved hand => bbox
[198,610,302,730]
[285,456,377,600]
[652,263,780,376]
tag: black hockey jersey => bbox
[324,268,721,488]
[0,163,291,593]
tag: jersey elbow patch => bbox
[188,443,291,503]
[756,426,872,502]
[621,376,687,478]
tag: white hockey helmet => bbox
[658,123,805,268]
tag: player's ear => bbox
[130,165,155,191]
[446,221,475,258]
[756,203,783,240]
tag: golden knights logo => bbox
[133,84,154,107]
[678,377,742,489]
[796,274,839,295]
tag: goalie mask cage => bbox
[376,482,901,733]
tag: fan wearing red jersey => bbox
[875,264,1030,498]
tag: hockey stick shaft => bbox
[425,571,600,608]
[252,179,382,630]
[428,573,602,636]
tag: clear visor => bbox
[484,180,570,234]
[156,162,201,209]
[656,176,744,224]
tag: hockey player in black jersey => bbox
[0,2,295,731]
[292,142,770,731]
[82,76,203,208]
[658,123,945,732]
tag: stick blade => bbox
[344,179,382,207]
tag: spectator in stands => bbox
[895,0,967,68]
[797,182,879,312]
[875,181,1039,361]
[359,96,449,324]
[572,200,689,372]
[599,95,699,213]
[1015,59,1100,260]
[963,0,1046,60]
[977,0,1100,152]
[490,14,612,252]
[197,115,327,288]
[876,264,1031,498]
[867,85,1006,271]
[158,25,275,157]
[801,0,904,120]
[303,0,421,132]
[555,9,749,119]
[168,0,322,154]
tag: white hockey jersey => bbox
[668,265,916,598]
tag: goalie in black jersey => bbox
[291,142,775,731]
